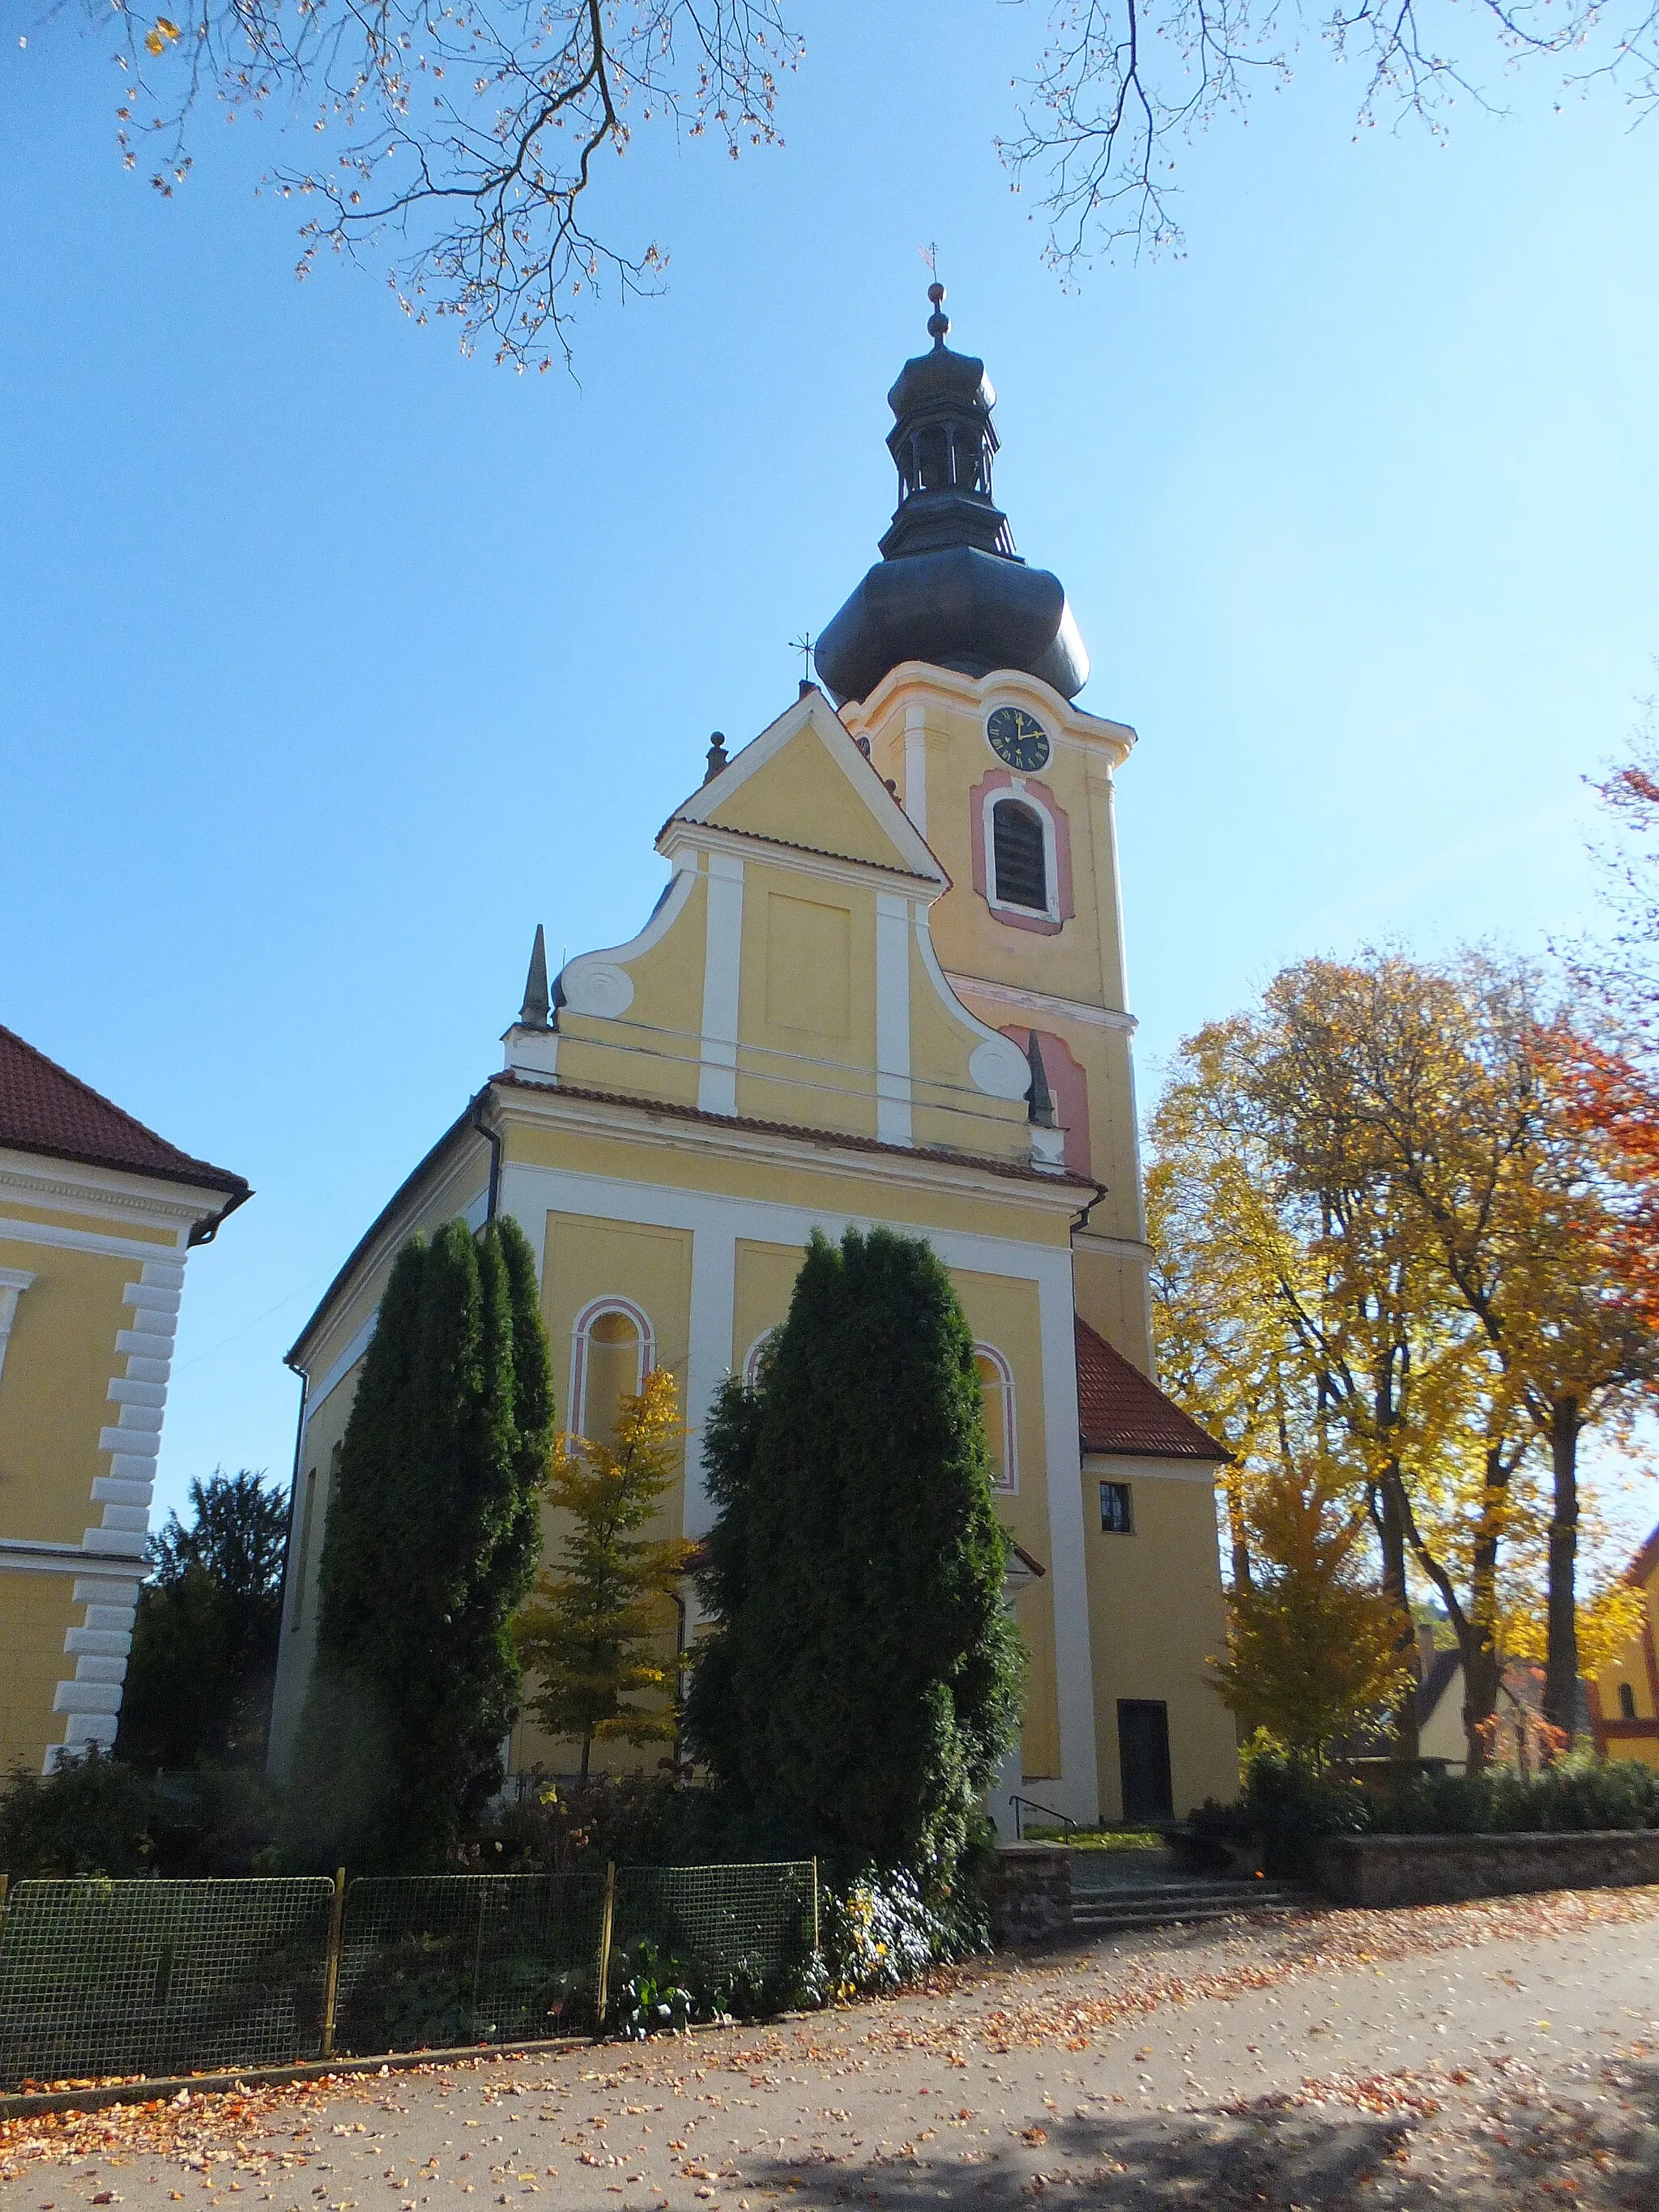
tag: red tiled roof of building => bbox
[1075,1315,1227,1461]
[0,1023,248,1201]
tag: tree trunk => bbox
[1543,1394,1582,1749]
[1379,1472,1419,1763]
[580,1734,592,1785]
[1462,1481,1506,1773]
[1227,1477,1253,1592]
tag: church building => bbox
[267,290,1236,1828]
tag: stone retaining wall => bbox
[1316,1828,1659,1908]
[983,1843,1073,1946]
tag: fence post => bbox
[597,1862,616,2027]
[320,1867,347,2060]
[810,1859,820,1958]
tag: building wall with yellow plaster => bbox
[1593,1543,1659,1771]
[0,1156,235,1775]
[1080,1455,1236,1818]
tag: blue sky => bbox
[3,2,1658,1537]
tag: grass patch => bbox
[1022,1826,1165,1851]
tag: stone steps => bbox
[1072,1879,1302,1934]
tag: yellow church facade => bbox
[0,1025,247,1774]
[269,292,1237,1828]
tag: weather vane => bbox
[919,241,940,279]
[789,631,816,683]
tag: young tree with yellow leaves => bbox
[1208,1465,1415,1765]
[514,1369,695,1784]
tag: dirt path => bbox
[6,1886,1659,2211]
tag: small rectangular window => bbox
[1099,1480,1133,1534]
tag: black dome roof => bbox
[815,286,1089,708]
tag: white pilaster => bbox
[697,852,744,1118]
[682,1222,738,1542]
[0,1267,35,1387]
[902,702,928,838]
[874,893,914,1149]
[50,1251,187,1766]
[1036,1256,1101,1824]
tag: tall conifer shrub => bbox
[684,1226,1023,1876]
[288,1214,552,1869]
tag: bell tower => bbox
[820,290,1154,1372]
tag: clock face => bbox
[987,705,1051,772]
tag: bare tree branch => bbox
[1001,0,1659,271]
[98,0,800,369]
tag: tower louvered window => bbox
[992,799,1048,912]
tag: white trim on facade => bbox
[557,859,700,1022]
[0,1214,187,1264]
[669,687,945,885]
[1082,1451,1222,1487]
[697,851,744,1117]
[942,973,1137,1035]
[0,1149,224,1238]
[661,821,940,901]
[306,1311,379,1420]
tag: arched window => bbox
[1619,1681,1639,1721]
[570,1298,653,1445]
[991,799,1048,914]
[975,1345,1017,1494]
[742,1328,778,1391]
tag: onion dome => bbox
[815,285,1089,708]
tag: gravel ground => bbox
[6,1886,1659,2212]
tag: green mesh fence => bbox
[612,1861,817,2000]
[0,1877,335,2089]
[333,1873,607,2055]
[0,1861,819,2090]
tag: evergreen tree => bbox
[117,1470,288,1771]
[514,1369,695,1780]
[288,1213,552,1869]
[684,1226,1023,1876]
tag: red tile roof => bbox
[1075,1316,1227,1461]
[0,1023,248,1203]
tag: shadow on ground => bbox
[727,2099,1409,2209]
[723,2052,1659,2210]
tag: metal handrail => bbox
[1009,1793,1077,1840]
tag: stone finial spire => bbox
[704,731,730,784]
[518,923,552,1029]
[1026,1031,1056,1127]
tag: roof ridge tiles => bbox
[0,1021,247,1198]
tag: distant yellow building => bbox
[0,1026,246,1774]
[1591,1524,1659,1770]
[268,290,1238,1829]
